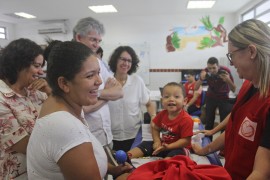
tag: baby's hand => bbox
[153,141,161,150]
[152,143,168,155]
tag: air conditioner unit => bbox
[38,22,67,34]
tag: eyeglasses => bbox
[87,36,102,44]
[226,48,246,64]
[119,57,132,64]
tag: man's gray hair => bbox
[73,17,105,39]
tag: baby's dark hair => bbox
[162,82,186,97]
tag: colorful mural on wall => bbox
[166,16,228,52]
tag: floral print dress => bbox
[0,80,47,179]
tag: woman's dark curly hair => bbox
[108,46,139,75]
[47,41,95,97]
[0,38,43,84]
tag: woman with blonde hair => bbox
[193,19,270,179]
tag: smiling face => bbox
[67,55,102,106]
[162,85,187,114]
[228,41,257,82]
[116,51,132,75]
[18,54,45,86]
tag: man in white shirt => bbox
[73,17,123,147]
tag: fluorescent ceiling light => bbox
[187,1,216,9]
[88,5,117,13]
[14,12,36,19]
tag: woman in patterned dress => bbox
[0,38,51,179]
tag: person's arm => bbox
[186,89,201,108]
[100,77,123,101]
[227,79,236,93]
[219,72,236,92]
[8,136,29,154]
[194,113,230,136]
[194,70,206,90]
[152,136,191,155]
[83,77,123,113]
[1,103,32,154]
[225,77,236,93]
[83,99,108,113]
[151,123,162,150]
[192,131,225,156]
[247,146,270,180]
[146,100,157,119]
[165,137,191,150]
[57,142,102,180]
[194,79,203,91]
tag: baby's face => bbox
[162,85,187,113]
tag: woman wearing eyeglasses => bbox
[108,46,156,152]
[193,19,270,180]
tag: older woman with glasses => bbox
[193,19,270,180]
[108,46,156,152]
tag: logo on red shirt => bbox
[238,117,257,141]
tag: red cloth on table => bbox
[127,155,231,180]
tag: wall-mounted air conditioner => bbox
[38,21,67,34]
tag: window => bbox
[242,10,254,21]
[256,0,270,15]
[0,27,7,39]
[242,0,270,26]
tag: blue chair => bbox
[190,90,206,116]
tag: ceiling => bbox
[0,0,254,24]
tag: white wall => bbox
[6,12,242,91]
[100,14,235,68]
